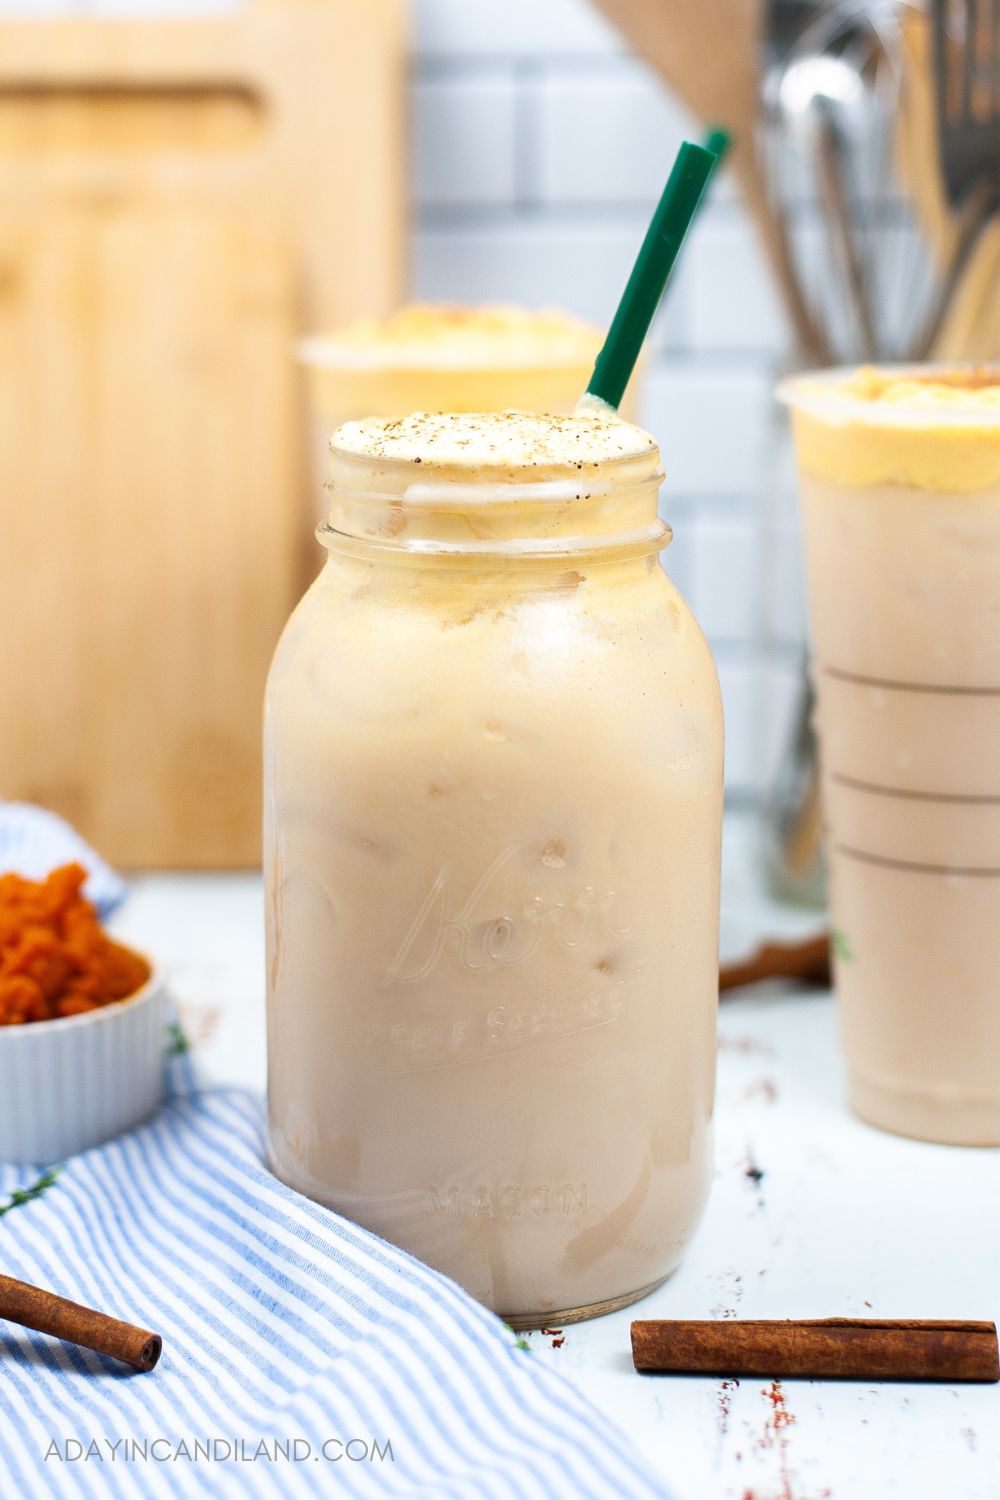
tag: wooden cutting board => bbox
[0,0,404,867]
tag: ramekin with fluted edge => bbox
[0,966,166,1164]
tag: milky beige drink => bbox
[265,410,723,1324]
[783,367,1000,1146]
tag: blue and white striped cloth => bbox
[0,807,670,1499]
[0,1078,668,1499]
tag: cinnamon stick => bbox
[631,1318,999,1382]
[0,1273,161,1372]
[720,933,831,994]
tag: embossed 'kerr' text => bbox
[385,842,627,984]
[427,1184,589,1219]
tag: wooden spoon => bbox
[591,0,830,361]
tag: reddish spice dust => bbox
[717,1377,739,1437]
[742,1381,830,1500]
[0,864,150,1025]
[762,1380,796,1441]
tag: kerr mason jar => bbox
[265,410,723,1325]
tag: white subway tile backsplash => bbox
[640,363,771,499]
[414,222,626,322]
[660,502,693,600]
[415,0,622,57]
[414,76,519,207]
[533,62,698,205]
[760,518,808,647]
[688,217,793,354]
[413,221,690,350]
[685,515,758,643]
[716,659,757,796]
[717,655,804,797]
[757,424,810,645]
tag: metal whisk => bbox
[762,0,1000,365]
[932,0,1000,206]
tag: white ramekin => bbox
[0,968,166,1165]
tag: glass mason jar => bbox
[265,411,723,1326]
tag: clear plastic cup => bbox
[781,365,1000,1145]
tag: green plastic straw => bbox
[583,140,719,412]
[703,125,732,165]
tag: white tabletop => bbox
[111,815,1000,1500]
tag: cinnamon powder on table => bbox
[0,864,150,1025]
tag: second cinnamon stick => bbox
[719,933,831,993]
[631,1318,1000,1382]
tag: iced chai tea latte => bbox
[783,367,1000,1145]
[265,410,723,1324]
